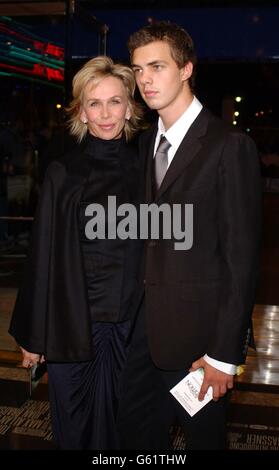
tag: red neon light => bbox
[45,44,64,60]
[33,63,64,81]
[0,61,33,76]
[33,41,64,59]
[0,23,32,44]
[46,67,64,81]
[33,40,45,53]
[33,64,64,81]
[0,62,64,82]
[0,22,64,60]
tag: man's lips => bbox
[144,90,157,97]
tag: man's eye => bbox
[111,99,121,104]
[90,102,98,107]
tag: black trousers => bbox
[117,300,229,450]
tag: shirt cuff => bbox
[203,354,237,375]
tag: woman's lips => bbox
[99,124,115,130]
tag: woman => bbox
[9,56,143,449]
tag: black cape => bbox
[9,136,140,361]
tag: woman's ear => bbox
[80,110,88,124]
[125,107,131,121]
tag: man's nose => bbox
[139,70,152,85]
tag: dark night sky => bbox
[2,4,279,130]
[29,5,279,61]
[80,6,279,61]
[32,4,279,129]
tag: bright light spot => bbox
[233,120,237,126]
[56,103,62,109]
[234,111,240,117]
[235,96,242,103]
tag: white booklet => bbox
[170,368,213,417]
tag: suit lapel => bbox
[155,108,211,200]
[141,126,157,203]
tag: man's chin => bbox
[144,101,160,110]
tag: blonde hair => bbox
[67,56,143,142]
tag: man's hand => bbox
[20,346,45,369]
[190,357,234,401]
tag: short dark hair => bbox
[128,21,197,90]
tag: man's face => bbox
[131,41,191,119]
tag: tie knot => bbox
[156,135,171,154]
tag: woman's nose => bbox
[101,105,110,118]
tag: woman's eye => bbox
[89,102,98,107]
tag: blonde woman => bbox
[9,56,143,449]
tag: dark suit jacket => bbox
[9,136,140,362]
[140,108,262,370]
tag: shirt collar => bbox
[157,96,203,152]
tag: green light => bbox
[0,53,33,68]
[0,70,64,89]
[0,71,11,77]
[10,45,64,68]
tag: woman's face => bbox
[80,75,131,140]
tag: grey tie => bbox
[154,135,171,190]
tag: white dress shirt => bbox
[153,95,237,376]
[154,95,202,166]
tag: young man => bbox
[117,22,261,450]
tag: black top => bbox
[79,134,141,322]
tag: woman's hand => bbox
[20,346,45,368]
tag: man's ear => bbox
[181,61,193,82]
